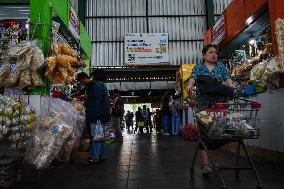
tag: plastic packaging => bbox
[46,56,57,72]
[31,72,44,87]
[4,70,20,86]
[250,58,284,87]
[58,67,68,81]
[25,96,80,169]
[19,69,31,89]
[0,95,36,148]
[56,55,70,68]
[31,46,44,71]
[52,73,65,84]
[0,63,10,86]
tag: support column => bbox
[30,0,52,55]
[205,0,215,29]
[78,0,86,26]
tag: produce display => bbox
[45,43,79,84]
[25,97,84,169]
[0,40,44,89]
[0,22,27,46]
[0,95,36,148]
[275,18,284,60]
[250,57,284,87]
[196,110,257,139]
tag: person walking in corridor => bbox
[161,97,171,135]
[134,107,145,134]
[111,89,124,142]
[169,95,182,136]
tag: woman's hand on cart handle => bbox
[225,79,235,88]
[186,78,196,93]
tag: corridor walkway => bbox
[12,130,284,189]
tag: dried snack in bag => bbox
[5,69,21,86]
[31,47,44,71]
[53,43,61,55]
[7,41,32,56]
[65,76,73,84]
[58,67,68,81]
[46,56,57,72]
[250,61,267,82]
[0,63,10,85]
[19,69,31,89]
[45,69,55,81]
[11,117,19,126]
[52,73,65,84]
[31,72,44,87]
[61,44,76,57]
[64,55,78,66]
[67,67,75,76]
[56,55,70,68]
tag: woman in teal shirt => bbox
[186,44,233,174]
[187,44,233,92]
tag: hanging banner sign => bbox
[125,33,169,65]
[69,2,80,40]
[212,14,225,45]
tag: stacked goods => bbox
[196,111,257,139]
[250,58,284,87]
[249,19,284,87]
[45,43,78,84]
[0,23,27,46]
[0,95,36,148]
[232,58,259,78]
[25,97,80,169]
[0,40,44,89]
[56,101,85,163]
[275,18,284,60]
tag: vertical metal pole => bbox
[78,0,86,26]
[205,0,215,29]
[146,0,149,33]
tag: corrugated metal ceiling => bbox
[213,0,233,14]
[0,5,29,20]
[86,0,231,67]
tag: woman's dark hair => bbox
[202,44,218,55]
[76,72,89,81]
[92,69,106,81]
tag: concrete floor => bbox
[10,129,284,189]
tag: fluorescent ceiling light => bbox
[246,16,253,25]
[249,38,256,46]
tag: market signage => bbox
[212,14,225,45]
[125,33,169,65]
[69,2,80,40]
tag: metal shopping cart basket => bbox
[189,95,263,189]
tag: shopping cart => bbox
[189,95,263,189]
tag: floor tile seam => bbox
[126,133,135,189]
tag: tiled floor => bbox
[10,129,284,189]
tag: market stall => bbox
[0,0,91,187]
[175,64,195,128]
[202,0,284,164]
